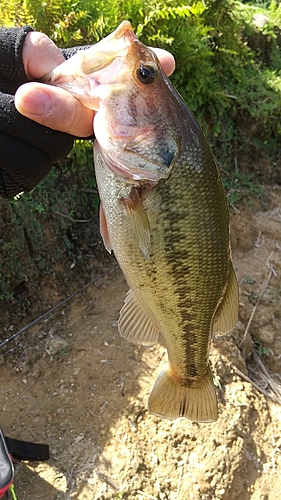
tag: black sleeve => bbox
[0,26,76,199]
[60,46,92,60]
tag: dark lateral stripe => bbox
[152,153,230,379]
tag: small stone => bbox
[254,325,275,345]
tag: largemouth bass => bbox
[46,21,239,422]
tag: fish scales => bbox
[95,131,230,394]
[46,21,239,422]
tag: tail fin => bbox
[148,366,218,422]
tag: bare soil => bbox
[0,186,281,500]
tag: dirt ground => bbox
[0,185,280,500]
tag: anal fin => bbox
[213,263,239,336]
[118,289,160,347]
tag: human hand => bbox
[0,27,175,198]
[0,26,75,198]
[15,32,176,137]
[15,31,95,137]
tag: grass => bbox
[222,171,266,205]
[254,338,270,356]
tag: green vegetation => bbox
[0,1,280,297]
[223,171,266,204]
[254,338,270,356]
[0,140,98,299]
[1,0,280,168]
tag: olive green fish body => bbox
[94,110,235,421]
[47,21,239,422]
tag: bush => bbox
[1,0,280,168]
[0,139,100,299]
[0,0,280,296]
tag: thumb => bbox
[15,82,94,137]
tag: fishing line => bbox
[0,264,118,349]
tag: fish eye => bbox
[136,64,157,85]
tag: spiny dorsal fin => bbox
[118,289,160,347]
[213,263,239,336]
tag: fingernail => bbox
[15,86,51,116]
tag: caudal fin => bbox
[148,366,218,422]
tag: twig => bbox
[252,349,281,400]
[266,252,277,277]
[240,266,273,346]
[0,264,118,349]
[230,203,240,214]
[234,366,281,405]
[234,367,265,392]
[254,231,262,248]
[137,491,157,500]
[177,465,183,498]
[53,210,92,223]
[97,472,119,490]
[274,238,280,251]
[249,371,269,390]
[88,409,102,421]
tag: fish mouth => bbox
[92,20,137,55]
[78,21,137,75]
[43,21,137,106]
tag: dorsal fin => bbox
[213,264,239,336]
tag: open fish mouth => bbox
[43,21,138,108]
[44,21,239,422]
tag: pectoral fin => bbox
[118,289,160,347]
[99,202,112,253]
[213,264,239,336]
[121,188,151,259]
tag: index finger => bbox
[152,48,175,76]
[22,31,65,79]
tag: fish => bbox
[46,21,239,422]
